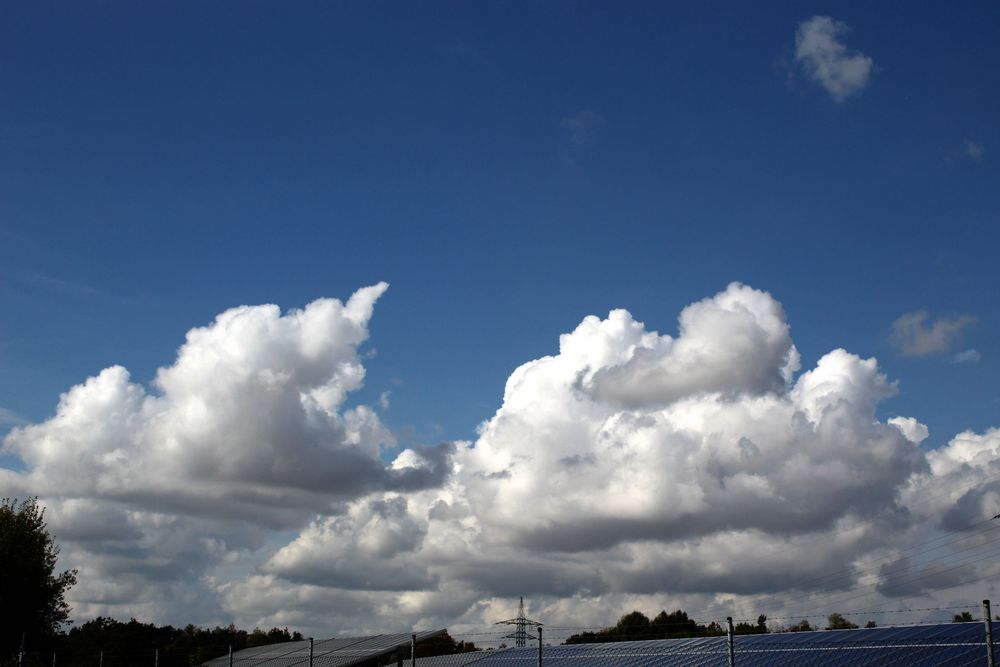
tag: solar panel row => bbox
[203,629,447,667]
[413,623,993,667]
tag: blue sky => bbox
[1,1,999,636]
[2,1,996,445]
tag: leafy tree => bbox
[734,615,768,634]
[785,619,815,632]
[0,498,77,655]
[564,609,724,644]
[617,610,652,640]
[826,613,858,630]
[953,611,975,623]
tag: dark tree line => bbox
[564,609,728,644]
[563,609,883,644]
[789,614,878,632]
[11,615,479,667]
[12,617,304,667]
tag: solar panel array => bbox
[203,629,446,667]
[415,622,994,666]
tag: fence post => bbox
[309,638,314,667]
[537,627,542,667]
[155,648,159,667]
[100,650,103,667]
[410,634,416,667]
[228,645,233,667]
[18,632,24,667]
[726,617,735,667]
[985,600,996,667]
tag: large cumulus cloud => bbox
[589,283,800,407]
[0,283,450,623]
[260,283,997,637]
[3,281,998,637]
[2,282,448,523]
[905,428,1000,531]
[459,284,923,556]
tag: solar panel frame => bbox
[413,653,490,667]
[203,629,448,667]
[412,623,994,667]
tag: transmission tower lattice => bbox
[495,597,543,648]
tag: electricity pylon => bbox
[495,597,543,648]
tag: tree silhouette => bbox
[785,619,815,633]
[59,618,305,666]
[0,498,78,655]
[826,613,859,630]
[564,609,724,644]
[734,615,768,634]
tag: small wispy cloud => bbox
[795,16,873,102]
[560,110,604,148]
[0,407,26,427]
[950,349,981,364]
[889,310,976,357]
[964,140,985,161]
[0,265,130,304]
[559,110,605,166]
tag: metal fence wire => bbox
[9,629,997,667]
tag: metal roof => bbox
[203,629,447,667]
[415,622,993,666]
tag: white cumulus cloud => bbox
[795,16,874,102]
[2,282,450,523]
[4,282,999,637]
[906,428,1000,531]
[888,416,930,444]
[588,283,800,408]
[0,283,452,624]
[254,283,976,635]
